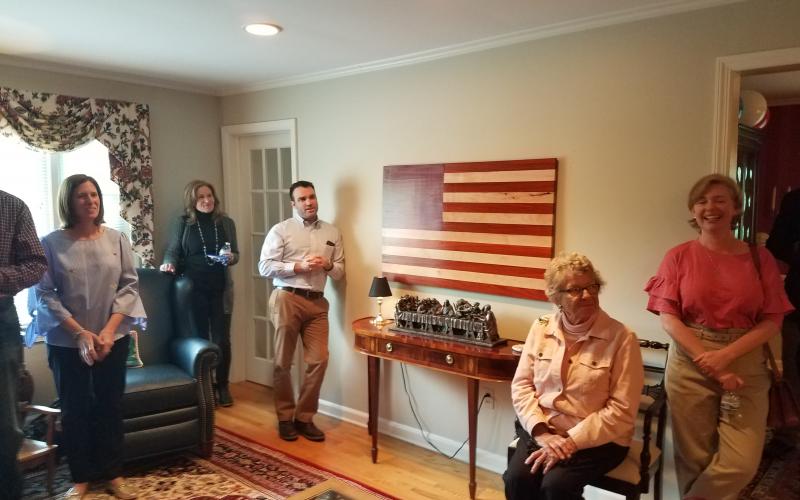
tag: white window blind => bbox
[1,135,132,326]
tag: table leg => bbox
[467,377,478,500]
[367,356,373,436]
[368,355,380,463]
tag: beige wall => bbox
[220,0,800,478]
[5,0,800,489]
[1,66,222,404]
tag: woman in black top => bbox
[160,180,239,406]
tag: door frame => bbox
[712,47,800,176]
[221,119,298,383]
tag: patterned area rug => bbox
[22,429,394,499]
[739,433,800,500]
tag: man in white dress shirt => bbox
[258,181,344,442]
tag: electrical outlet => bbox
[483,388,495,410]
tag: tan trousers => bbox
[666,336,770,500]
[269,289,330,423]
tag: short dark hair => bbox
[58,174,105,228]
[289,180,315,201]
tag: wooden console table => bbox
[352,317,521,499]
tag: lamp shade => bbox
[368,276,392,298]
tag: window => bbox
[0,135,131,327]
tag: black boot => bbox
[217,384,233,407]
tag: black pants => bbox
[781,312,800,400]
[0,298,22,499]
[503,425,628,500]
[48,335,129,483]
[189,276,229,386]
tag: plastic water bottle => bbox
[216,242,232,266]
[720,391,741,420]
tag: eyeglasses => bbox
[558,283,601,298]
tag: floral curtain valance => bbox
[0,87,155,266]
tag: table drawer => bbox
[377,340,469,374]
[354,334,374,354]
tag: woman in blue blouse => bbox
[28,174,146,499]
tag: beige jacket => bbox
[511,310,644,449]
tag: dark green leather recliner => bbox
[122,268,220,461]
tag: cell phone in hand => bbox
[206,254,229,266]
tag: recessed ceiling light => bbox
[244,23,282,37]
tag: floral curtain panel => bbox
[0,87,155,266]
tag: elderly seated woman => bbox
[503,252,644,500]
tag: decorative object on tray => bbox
[368,276,392,326]
[381,158,558,301]
[390,294,505,346]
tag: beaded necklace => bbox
[195,219,219,266]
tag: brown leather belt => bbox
[687,323,747,342]
[280,286,324,300]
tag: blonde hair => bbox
[686,174,742,231]
[543,252,605,301]
[183,180,224,224]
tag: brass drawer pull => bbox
[385,342,393,353]
[445,354,454,365]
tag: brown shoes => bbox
[295,420,325,441]
[279,419,325,441]
[278,420,299,441]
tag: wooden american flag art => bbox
[381,158,558,301]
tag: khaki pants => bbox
[269,289,330,423]
[666,337,770,500]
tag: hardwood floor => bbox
[215,381,505,500]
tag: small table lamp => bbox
[369,276,392,326]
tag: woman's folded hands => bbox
[526,431,578,474]
[76,329,116,365]
[76,330,100,366]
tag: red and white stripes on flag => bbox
[381,158,558,301]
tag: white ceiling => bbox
[0,0,741,96]
[742,71,800,105]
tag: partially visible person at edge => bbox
[160,180,239,407]
[765,187,800,456]
[0,190,47,500]
[258,180,344,443]
[645,174,793,500]
[27,174,147,499]
[503,252,644,500]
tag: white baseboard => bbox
[318,398,508,474]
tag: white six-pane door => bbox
[238,132,293,386]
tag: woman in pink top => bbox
[504,252,643,500]
[645,174,793,500]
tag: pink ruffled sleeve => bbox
[644,253,681,316]
[757,247,794,317]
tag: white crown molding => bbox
[0,54,217,96]
[0,0,744,97]
[221,0,744,96]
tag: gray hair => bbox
[543,252,605,301]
